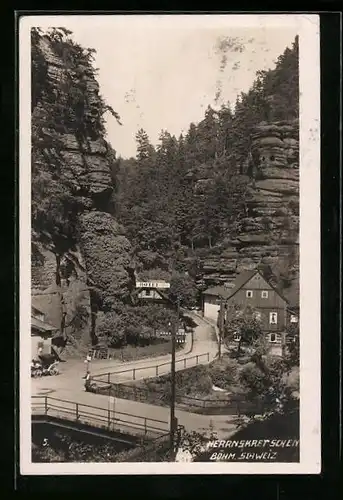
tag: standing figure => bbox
[84,370,91,391]
[84,352,92,376]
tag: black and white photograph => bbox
[19,14,320,474]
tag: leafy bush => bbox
[32,443,65,462]
[138,365,213,400]
[96,304,179,347]
[208,357,239,390]
[239,362,268,400]
[168,272,199,308]
[238,354,297,416]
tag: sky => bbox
[35,15,299,158]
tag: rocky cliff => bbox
[31,31,135,347]
[201,120,299,305]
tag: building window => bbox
[269,333,282,343]
[269,312,278,324]
[145,289,151,296]
[246,290,253,298]
[290,315,298,323]
[233,333,241,342]
[270,155,275,161]
[261,290,268,299]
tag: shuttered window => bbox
[269,312,278,324]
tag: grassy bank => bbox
[94,356,257,415]
[99,352,298,417]
[107,341,184,362]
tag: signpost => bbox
[135,278,179,453]
[155,329,186,344]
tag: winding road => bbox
[31,313,237,438]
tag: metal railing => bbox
[92,351,211,383]
[32,395,169,439]
[89,380,270,416]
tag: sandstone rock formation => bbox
[31,32,135,346]
[202,120,299,306]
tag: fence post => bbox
[44,396,48,415]
[207,352,210,362]
[156,365,158,376]
[133,368,136,380]
[184,358,186,368]
[107,372,110,384]
[144,418,147,437]
[76,403,79,421]
[196,355,199,365]
[107,407,111,429]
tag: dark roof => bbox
[282,281,299,309]
[204,271,258,299]
[31,316,58,334]
[31,296,45,314]
[206,270,259,300]
[230,270,258,292]
[203,285,233,299]
[203,269,296,306]
[157,290,176,304]
[135,288,175,305]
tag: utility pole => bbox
[170,296,180,453]
[218,296,225,359]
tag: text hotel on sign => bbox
[136,281,171,289]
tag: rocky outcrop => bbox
[36,36,114,201]
[202,120,299,305]
[31,32,135,345]
[78,212,134,310]
[32,247,92,344]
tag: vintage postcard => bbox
[19,13,321,474]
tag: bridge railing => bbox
[92,351,211,383]
[32,395,169,439]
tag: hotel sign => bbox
[136,281,170,289]
[156,328,186,337]
[156,329,186,343]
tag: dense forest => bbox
[114,36,299,292]
[31,28,299,349]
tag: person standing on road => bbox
[84,352,92,377]
[84,370,92,391]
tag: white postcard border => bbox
[19,13,321,475]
